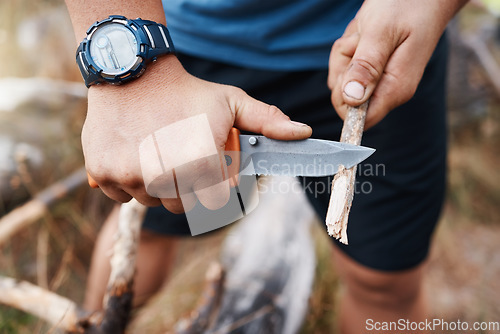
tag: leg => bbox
[333,247,428,334]
[84,204,179,311]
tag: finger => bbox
[99,185,133,203]
[362,41,427,129]
[194,179,230,210]
[87,169,134,203]
[160,195,197,214]
[193,152,230,210]
[328,32,359,91]
[174,150,229,210]
[341,27,404,106]
[123,186,162,207]
[178,191,197,212]
[231,89,312,140]
[328,32,360,120]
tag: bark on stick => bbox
[97,198,147,333]
[326,102,368,244]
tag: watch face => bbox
[89,23,139,75]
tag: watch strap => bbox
[131,18,175,60]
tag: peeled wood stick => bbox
[326,102,368,244]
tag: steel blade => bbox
[238,135,375,177]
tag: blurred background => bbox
[0,0,499,333]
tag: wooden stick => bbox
[0,167,87,246]
[97,198,147,333]
[326,102,368,244]
[0,275,81,332]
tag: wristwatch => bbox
[76,15,175,87]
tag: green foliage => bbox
[0,307,36,334]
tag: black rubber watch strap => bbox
[133,19,175,60]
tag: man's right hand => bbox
[84,55,312,213]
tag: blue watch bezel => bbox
[76,15,175,87]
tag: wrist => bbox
[88,54,185,97]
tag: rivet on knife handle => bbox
[325,101,369,244]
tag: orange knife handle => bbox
[87,172,99,189]
[224,127,241,187]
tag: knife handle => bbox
[87,172,99,188]
[224,127,241,187]
[87,127,242,189]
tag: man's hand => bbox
[84,55,312,213]
[328,0,468,129]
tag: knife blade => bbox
[223,128,375,180]
[237,135,375,177]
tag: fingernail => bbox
[291,121,309,127]
[344,81,365,100]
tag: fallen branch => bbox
[99,198,147,333]
[0,167,87,246]
[326,102,368,244]
[0,198,147,334]
[0,275,81,332]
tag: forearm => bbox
[64,0,166,43]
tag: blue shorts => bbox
[143,35,448,271]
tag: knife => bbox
[87,127,375,188]
[224,128,374,184]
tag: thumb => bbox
[232,89,312,140]
[341,31,398,106]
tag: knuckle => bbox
[115,196,132,204]
[267,104,285,118]
[390,75,417,105]
[121,177,144,189]
[193,156,211,173]
[227,85,247,102]
[399,89,415,105]
[331,38,343,52]
[351,56,383,83]
[90,171,113,187]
